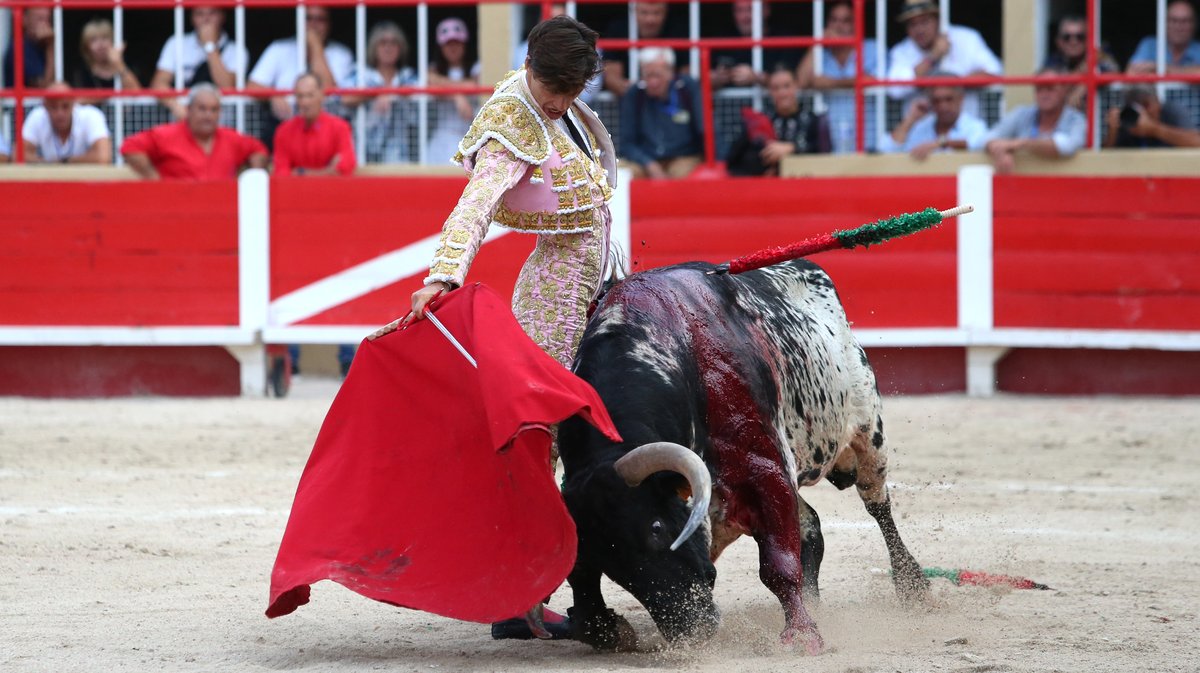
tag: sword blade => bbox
[425,310,478,369]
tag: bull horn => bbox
[613,442,712,552]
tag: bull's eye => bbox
[648,520,669,551]
[652,515,672,537]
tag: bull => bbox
[558,258,929,653]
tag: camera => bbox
[1119,104,1142,130]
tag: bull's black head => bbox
[563,447,720,645]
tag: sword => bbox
[425,310,478,369]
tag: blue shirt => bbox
[1128,37,1200,67]
[878,111,989,153]
[821,39,880,153]
[3,39,48,87]
[820,40,879,80]
[618,76,705,167]
[983,105,1088,157]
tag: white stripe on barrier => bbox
[267,228,510,327]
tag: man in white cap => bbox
[885,0,1001,117]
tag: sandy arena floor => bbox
[2,382,1197,672]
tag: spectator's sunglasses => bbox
[1058,32,1086,42]
[306,13,330,23]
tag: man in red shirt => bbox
[121,84,268,180]
[273,73,356,176]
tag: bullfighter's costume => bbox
[425,68,618,369]
[264,70,625,628]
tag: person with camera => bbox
[1103,85,1200,149]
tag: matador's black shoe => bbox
[490,607,572,640]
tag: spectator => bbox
[983,68,1087,174]
[21,82,112,164]
[796,0,880,152]
[879,74,987,159]
[604,2,689,97]
[711,0,800,90]
[73,19,142,98]
[1104,85,1200,148]
[121,84,268,180]
[150,6,247,119]
[885,0,1002,116]
[425,18,480,164]
[273,73,356,176]
[343,22,418,163]
[1127,0,1200,74]
[726,68,830,176]
[273,74,356,377]
[3,5,55,88]
[618,47,705,179]
[1043,14,1118,112]
[249,5,353,134]
[513,4,600,103]
[0,133,11,162]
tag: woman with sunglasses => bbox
[1043,15,1118,111]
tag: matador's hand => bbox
[368,282,451,341]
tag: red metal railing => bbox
[4,0,1199,165]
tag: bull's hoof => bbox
[569,607,638,652]
[894,561,932,604]
[780,625,826,656]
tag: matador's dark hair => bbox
[525,15,602,95]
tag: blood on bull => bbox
[558,258,930,653]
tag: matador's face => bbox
[526,70,581,121]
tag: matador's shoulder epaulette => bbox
[454,72,552,166]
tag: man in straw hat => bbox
[885,0,1001,118]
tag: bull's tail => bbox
[711,205,974,275]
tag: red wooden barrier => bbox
[994,176,1200,331]
[629,177,960,327]
[3,174,1199,397]
[0,181,239,326]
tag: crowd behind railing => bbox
[1,0,1199,179]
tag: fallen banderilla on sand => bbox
[874,566,1053,591]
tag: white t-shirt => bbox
[0,132,10,157]
[249,38,354,89]
[886,24,1002,100]
[21,104,110,162]
[155,32,249,84]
